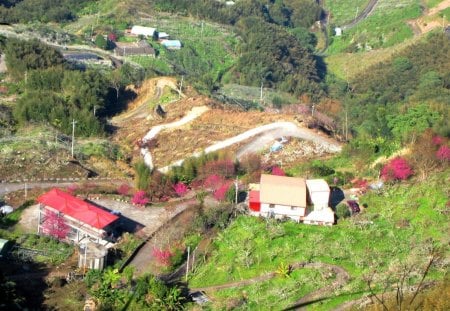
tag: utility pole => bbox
[24,182,27,199]
[179,76,184,98]
[185,246,190,282]
[235,176,238,205]
[260,81,264,103]
[71,119,77,158]
[345,109,348,141]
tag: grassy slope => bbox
[188,169,449,310]
[324,0,372,25]
[327,0,421,55]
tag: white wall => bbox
[309,190,330,210]
[260,203,305,222]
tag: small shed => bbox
[306,179,330,210]
[335,27,342,36]
[303,207,335,226]
[130,25,156,37]
[158,32,169,40]
[161,40,182,50]
[78,242,108,271]
[249,190,261,212]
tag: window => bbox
[269,204,275,208]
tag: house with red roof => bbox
[37,188,119,245]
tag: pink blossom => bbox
[436,145,450,161]
[173,182,188,197]
[381,157,413,181]
[271,166,286,176]
[131,190,149,205]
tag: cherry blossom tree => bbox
[381,157,413,181]
[117,184,130,196]
[271,166,286,176]
[42,210,69,240]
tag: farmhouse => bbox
[37,188,119,246]
[130,25,156,37]
[255,174,307,222]
[248,175,335,225]
[114,41,156,57]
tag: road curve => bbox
[158,121,341,173]
[341,0,379,30]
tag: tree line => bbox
[338,33,450,142]
[1,37,145,137]
[0,0,91,23]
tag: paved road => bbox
[342,0,379,30]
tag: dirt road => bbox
[341,0,379,29]
[158,121,341,173]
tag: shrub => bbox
[381,157,413,181]
[152,246,173,266]
[271,166,286,176]
[436,145,450,162]
[336,203,351,219]
[214,182,232,201]
[173,182,188,197]
[204,174,224,190]
[432,135,444,145]
[199,159,235,178]
[131,190,149,206]
[117,184,130,196]
[238,153,262,174]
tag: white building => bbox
[130,25,156,37]
[306,179,330,210]
[259,174,307,222]
[249,175,334,226]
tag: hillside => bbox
[0,0,449,310]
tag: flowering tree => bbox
[42,210,69,240]
[436,145,450,162]
[117,184,130,196]
[152,246,173,266]
[203,174,224,190]
[432,135,444,146]
[131,190,149,206]
[173,182,188,197]
[271,166,286,176]
[214,181,232,201]
[200,160,235,178]
[381,157,413,181]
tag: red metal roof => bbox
[37,188,118,229]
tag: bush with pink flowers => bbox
[381,157,413,181]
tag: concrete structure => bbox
[78,242,108,271]
[37,188,118,245]
[130,25,156,37]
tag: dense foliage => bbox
[13,66,108,136]
[344,33,450,138]
[0,0,91,23]
[3,38,64,80]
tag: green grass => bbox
[327,0,421,54]
[325,0,372,26]
[424,0,443,8]
[207,269,324,310]
[188,169,449,310]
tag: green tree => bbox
[4,38,64,80]
[387,104,441,142]
[94,34,107,50]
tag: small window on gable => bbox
[269,204,275,208]
[291,206,297,210]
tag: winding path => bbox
[341,0,379,30]
[188,262,350,309]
